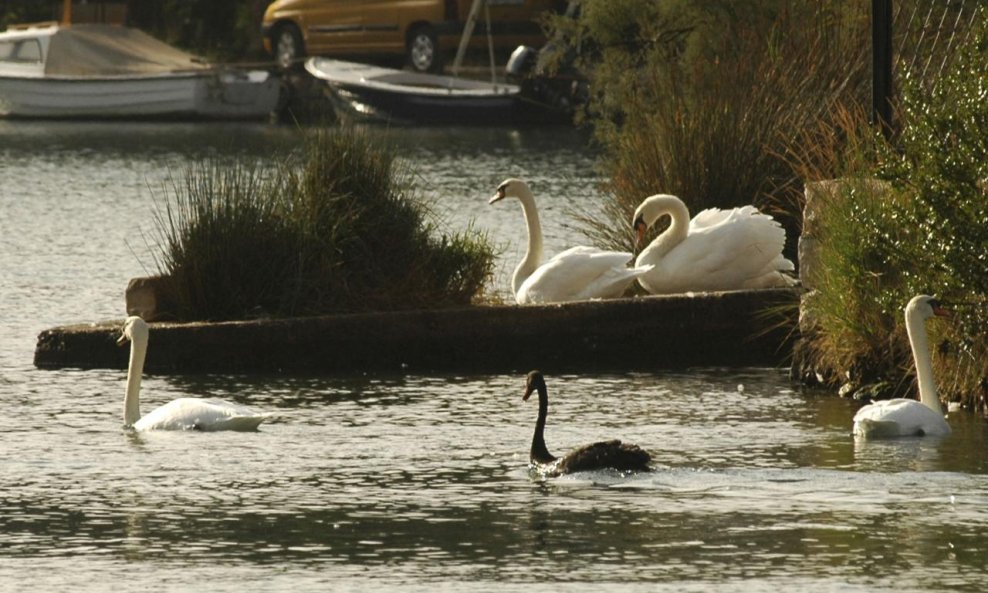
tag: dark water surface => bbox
[1,122,987,592]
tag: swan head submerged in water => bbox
[852,295,952,439]
[522,370,651,476]
[117,316,268,432]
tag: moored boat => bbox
[0,23,281,120]
[304,56,566,125]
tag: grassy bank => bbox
[150,128,495,321]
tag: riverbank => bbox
[34,289,798,374]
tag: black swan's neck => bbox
[531,384,556,464]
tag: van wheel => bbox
[273,23,305,70]
[407,25,441,73]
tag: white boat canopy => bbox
[43,24,210,76]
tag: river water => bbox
[1,121,987,592]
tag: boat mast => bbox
[451,0,483,76]
[451,0,498,87]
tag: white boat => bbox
[0,23,281,120]
[304,57,544,124]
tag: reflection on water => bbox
[1,122,987,592]
[1,369,987,592]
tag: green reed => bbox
[151,128,495,321]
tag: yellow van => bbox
[261,0,562,73]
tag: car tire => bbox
[273,23,305,70]
[407,25,441,73]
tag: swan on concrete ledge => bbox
[852,295,952,439]
[118,316,268,431]
[522,370,651,476]
[490,178,652,304]
[631,194,794,294]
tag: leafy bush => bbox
[152,129,495,321]
[793,27,988,411]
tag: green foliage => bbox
[796,26,988,410]
[152,129,496,321]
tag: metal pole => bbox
[452,0,485,76]
[872,0,893,137]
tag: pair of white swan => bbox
[491,179,793,303]
[118,316,268,431]
[852,295,952,438]
[490,179,652,304]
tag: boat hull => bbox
[305,57,563,125]
[0,71,281,120]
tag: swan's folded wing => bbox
[559,439,651,473]
[519,246,640,303]
[662,209,789,288]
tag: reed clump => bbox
[151,128,495,321]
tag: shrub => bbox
[151,129,495,321]
[792,25,988,412]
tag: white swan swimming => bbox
[631,194,794,294]
[118,316,268,431]
[852,295,952,438]
[490,178,652,304]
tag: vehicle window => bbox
[0,39,43,63]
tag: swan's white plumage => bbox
[132,398,267,431]
[633,195,794,295]
[492,179,652,305]
[852,398,949,438]
[516,245,645,304]
[119,316,268,432]
[852,295,951,438]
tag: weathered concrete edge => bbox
[35,288,800,375]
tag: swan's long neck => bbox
[511,186,544,295]
[906,307,941,413]
[124,333,147,426]
[638,196,691,264]
[531,384,556,464]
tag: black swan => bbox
[522,370,651,476]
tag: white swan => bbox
[631,194,795,294]
[852,295,952,438]
[118,316,268,431]
[490,178,652,304]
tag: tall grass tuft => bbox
[151,128,495,321]
[152,159,298,320]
